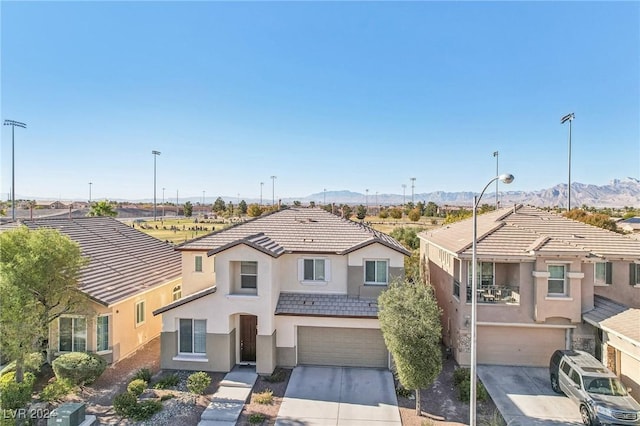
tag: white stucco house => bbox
[153,207,410,375]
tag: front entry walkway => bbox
[198,367,257,426]
[275,366,401,426]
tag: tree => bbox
[184,201,193,217]
[293,201,301,207]
[563,209,620,233]
[341,204,353,219]
[238,200,248,215]
[408,208,421,222]
[390,227,424,251]
[0,227,88,382]
[424,202,439,217]
[247,204,263,217]
[213,197,226,213]
[87,200,117,217]
[389,208,403,220]
[379,209,389,219]
[378,278,442,415]
[356,205,367,220]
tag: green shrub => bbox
[456,378,488,402]
[133,368,152,383]
[0,372,36,410]
[127,379,147,397]
[263,369,286,383]
[113,392,137,417]
[248,413,265,424]
[52,352,106,385]
[153,373,180,389]
[396,385,413,398]
[160,393,175,401]
[0,353,45,376]
[186,372,211,395]
[452,367,470,386]
[41,378,74,402]
[253,389,273,405]
[129,400,162,421]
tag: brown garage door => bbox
[297,327,388,368]
[478,326,566,366]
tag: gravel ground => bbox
[236,368,292,426]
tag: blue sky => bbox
[2,1,639,202]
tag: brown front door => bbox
[240,315,257,363]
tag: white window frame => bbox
[467,261,495,288]
[240,261,258,289]
[364,259,389,285]
[172,285,182,301]
[135,300,146,326]
[58,316,87,352]
[594,262,612,286]
[95,314,110,353]
[298,258,331,284]
[178,318,207,355]
[547,264,567,296]
[195,255,203,272]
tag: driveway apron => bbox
[275,366,402,426]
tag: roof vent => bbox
[303,300,314,305]
[302,238,314,242]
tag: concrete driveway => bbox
[275,366,402,426]
[478,365,583,425]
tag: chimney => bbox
[513,204,517,214]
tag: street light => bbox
[561,113,575,211]
[89,182,92,203]
[260,182,264,206]
[365,189,369,212]
[470,173,515,426]
[271,176,277,206]
[4,119,27,221]
[152,150,161,221]
[323,188,326,205]
[493,151,499,208]
[202,190,205,215]
[410,177,416,204]
[402,184,406,205]
[162,187,165,220]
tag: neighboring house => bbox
[0,217,182,363]
[618,217,640,234]
[153,207,409,375]
[418,205,640,395]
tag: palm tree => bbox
[87,200,117,217]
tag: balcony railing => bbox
[466,285,520,305]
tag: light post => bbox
[271,176,277,206]
[376,191,378,212]
[4,119,27,221]
[470,173,515,426]
[365,189,369,212]
[260,182,264,206]
[176,189,179,216]
[493,151,499,208]
[561,113,575,211]
[410,177,416,204]
[162,188,165,220]
[89,182,92,203]
[323,188,326,205]
[402,184,406,205]
[152,150,161,221]
[202,190,205,215]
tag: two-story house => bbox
[1,217,182,363]
[153,207,409,375]
[418,205,640,395]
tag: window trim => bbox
[240,261,258,289]
[299,258,330,284]
[172,285,182,301]
[467,261,495,288]
[135,300,146,326]
[95,314,111,354]
[195,255,203,272]
[547,264,567,296]
[364,259,389,285]
[594,262,612,286]
[178,318,207,355]
[58,316,87,353]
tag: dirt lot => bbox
[45,338,501,426]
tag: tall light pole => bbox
[365,189,369,211]
[162,187,165,219]
[323,188,326,205]
[402,184,406,205]
[152,150,161,221]
[493,151,499,209]
[561,113,575,211]
[410,177,416,204]
[202,190,205,215]
[4,120,27,221]
[89,182,92,203]
[260,182,264,206]
[176,189,179,216]
[270,176,277,206]
[470,173,515,426]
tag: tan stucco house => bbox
[2,217,182,364]
[418,205,640,396]
[153,207,409,375]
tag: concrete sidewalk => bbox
[198,369,258,426]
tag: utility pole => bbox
[4,119,27,221]
[162,187,165,220]
[89,182,92,203]
[271,176,277,206]
[493,151,499,209]
[410,177,416,204]
[561,113,575,211]
[402,184,406,205]
[152,150,161,221]
[260,182,264,206]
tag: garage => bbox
[297,326,388,368]
[478,326,566,366]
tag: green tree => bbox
[563,209,620,233]
[356,205,367,220]
[247,204,263,217]
[424,202,439,217]
[184,201,193,217]
[87,200,117,217]
[0,227,88,382]
[309,201,316,208]
[390,227,424,250]
[341,204,353,219]
[238,200,248,215]
[379,209,389,219]
[378,278,442,415]
[293,201,302,207]
[389,208,403,219]
[213,197,226,213]
[408,208,421,222]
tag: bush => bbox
[129,400,162,421]
[133,368,152,383]
[408,208,421,222]
[263,369,286,383]
[160,393,175,401]
[153,373,180,389]
[52,352,106,385]
[41,378,74,402]
[0,353,45,376]
[453,367,469,386]
[127,379,147,397]
[453,367,488,402]
[113,392,137,417]
[187,372,211,394]
[396,385,413,398]
[253,389,273,405]
[0,372,36,410]
[249,413,265,424]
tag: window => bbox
[365,260,388,285]
[561,361,571,376]
[179,319,206,354]
[195,256,203,272]
[135,301,146,326]
[631,264,640,286]
[59,317,86,352]
[96,315,109,352]
[304,259,325,281]
[172,285,182,301]
[594,262,612,285]
[570,369,582,387]
[548,265,566,295]
[240,261,257,289]
[467,262,495,287]
[453,279,460,298]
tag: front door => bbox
[240,315,257,363]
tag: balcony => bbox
[466,285,520,305]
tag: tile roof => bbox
[178,207,410,257]
[152,285,217,316]
[420,205,640,260]
[275,292,379,318]
[0,217,181,306]
[583,296,640,345]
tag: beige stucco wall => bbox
[256,331,276,375]
[182,250,214,296]
[593,260,640,309]
[278,254,348,294]
[533,258,583,323]
[160,330,235,372]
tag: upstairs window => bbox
[631,264,640,286]
[548,265,567,295]
[594,262,612,285]
[241,261,257,289]
[365,260,388,285]
[135,301,146,326]
[195,256,203,272]
[467,261,495,288]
